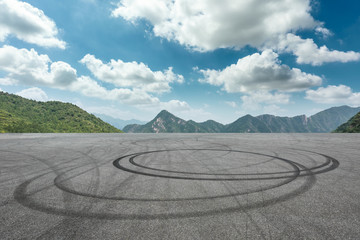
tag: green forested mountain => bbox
[334,112,360,133]
[224,115,271,133]
[0,92,122,133]
[256,114,309,133]
[123,106,360,133]
[306,106,360,132]
[199,120,225,133]
[124,110,210,133]
[122,124,143,133]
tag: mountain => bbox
[123,110,213,133]
[307,106,360,132]
[224,115,271,133]
[255,106,360,133]
[199,120,225,133]
[122,124,143,133]
[333,111,360,133]
[94,113,146,130]
[123,106,360,133]
[0,91,122,133]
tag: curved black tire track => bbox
[13,166,317,220]
[13,146,339,220]
[113,149,339,180]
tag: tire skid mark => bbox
[195,147,273,240]
[113,149,338,180]
[12,138,339,222]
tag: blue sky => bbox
[0,0,359,123]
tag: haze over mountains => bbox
[123,106,360,133]
[94,114,146,130]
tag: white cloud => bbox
[74,102,139,121]
[275,34,360,66]
[0,45,77,86]
[263,104,285,115]
[177,108,213,122]
[112,0,317,51]
[315,26,333,39]
[67,76,161,106]
[225,101,237,108]
[130,97,212,122]
[198,50,322,92]
[241,90,290,113]
[241,91,290,106]
[235,102,286,118]
[80,54,183,93]
[0,46,159,106]
[16,87,48,101]
[112,0,360,67]
[0,0,66,49]
[0,45,192,110]
[160,99,190,112]
[305,85,360,106]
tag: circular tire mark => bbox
[13,147,339,220]
[113,149,338,180]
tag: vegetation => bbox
[333,112,360,133]
[0,92,122,133]
[199,120,225,133]
[123,106,360,133]
[224,115,271,133]
[307,106,360,132]
[127,110,207,133]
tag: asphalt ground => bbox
[0,133,359,239]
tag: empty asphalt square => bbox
[0,133,359,239]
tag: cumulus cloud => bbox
[80,54,183,93]
[241,91,290,106]
[315,26,333,39]
[0,46,162,106]
[241,90,290,113]
[0,45,191,109]
[159,99,190,112]
[159,104,213,122]
[0,45,76,86]
[112,0,360,67]
[78,78,163,106]
[225,101,237,108]
[305,85,360,106]
[275,34,360,66]
[263,104,285,115]
[75,83,211,122]
[198,50,322,93]
[76,103,140,121]
[0,0,66,49]
[112,0,317,51]
[16,87,48,101]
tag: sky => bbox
[0,0,359,124]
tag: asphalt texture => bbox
[0,133,359,240]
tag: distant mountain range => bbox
[1,91,359,134]
[334,111,360,133]
[123,106,360,133]
[0,92,122,133]
[94,114,146,130]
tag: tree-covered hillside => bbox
[333,112,360,133]
[123,106,360,133]
[0,92,122,133]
